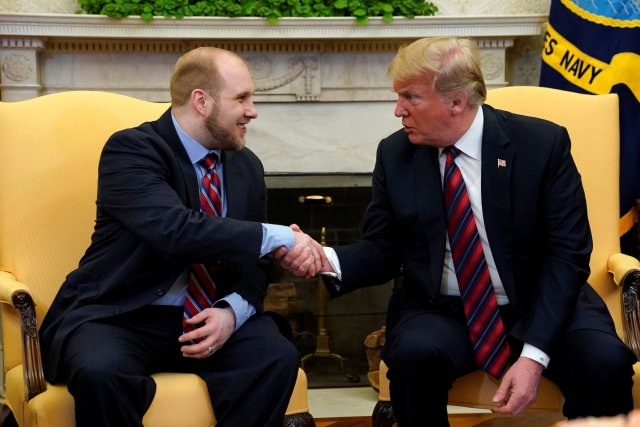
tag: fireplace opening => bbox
[265,174,393,389]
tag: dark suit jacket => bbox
[329,104,616,357]
[40,109,272,381]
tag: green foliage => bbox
[76,0,438,24]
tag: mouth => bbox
[238,123,247,134]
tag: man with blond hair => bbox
[40,47,325,427]
[279,37,635,426]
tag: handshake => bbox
[273,224,333,279]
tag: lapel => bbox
[480,105,516,300]
[219,150,245,219]
[413,145,447,296]
[157,108,200,209]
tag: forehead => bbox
[217,58,254,93]
[393,79,435,97]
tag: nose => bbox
[394,99,407,118]
[246,99,258,119]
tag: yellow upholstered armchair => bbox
[372,86,640,426]
[0,91,314,427]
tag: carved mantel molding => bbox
[1,13,545,40]
[0,13,546,102]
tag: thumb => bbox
[493,377,511,404]
[273,246,287,260]
[289,223,301,232]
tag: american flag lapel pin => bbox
[497,158,507,168]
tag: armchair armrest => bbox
[0,271,47,401]
[608,253,640,360]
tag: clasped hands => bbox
[273,224,331,279]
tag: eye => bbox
[405,94,420,104]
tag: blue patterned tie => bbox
[443,146,511,378]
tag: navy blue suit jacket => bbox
[330,104,615,356]
[40,109,272,381]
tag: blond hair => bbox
[169,47,243,107]
[387,37,486,107]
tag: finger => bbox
[281,245,304,269]
[181,343,211,359]
[492,377,512,408]
[310,244,322,274]
[178,325,204,344]
[186,310,209,325]
[294,254,315,278]
[289,247,311,271]
[493,392,527,416]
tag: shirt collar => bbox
[171,110,221,165]
[440,106,484,160]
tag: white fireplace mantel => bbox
[1,13,546,40]
[0,12,546,174]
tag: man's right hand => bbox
[273,224,329,278]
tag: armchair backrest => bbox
[485,86,622,335]
[0,91,169,371]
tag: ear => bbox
[190,89,214,116]
[450,94,468,115]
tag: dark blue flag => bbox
[540,0,640,238]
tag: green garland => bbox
[76,0,438,24]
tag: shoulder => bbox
[483,104,565,139]
[482,104,572,170]
[223,146,265,174]
[107,109,172,146]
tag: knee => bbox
[388,340,450,380]
[587,344,634,386]
[67,362,119,393]
[267,338,299,372]
[558,332,635,388]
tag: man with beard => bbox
[39,47,325,427]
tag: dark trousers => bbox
[384,298,636,427]
[60,305,299,427]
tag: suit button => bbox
[156,289,165,296]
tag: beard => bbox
[204,110,245,151]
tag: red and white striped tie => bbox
[443,146,511,378]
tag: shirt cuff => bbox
[320,247,342,292]
[214,292,256,331]
[521,343,550,368]
[261,223,295,257]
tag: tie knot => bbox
[199,153,219,171]
[444,145,460,158]
[443,145,460,165]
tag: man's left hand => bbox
[492,356,545,416]
[179,306,236,359]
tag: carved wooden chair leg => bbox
[284,412,315,427]
[372,400,396,427]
